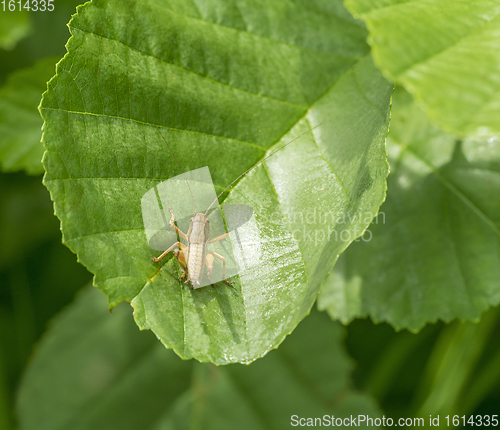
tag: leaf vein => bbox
[69,25,308,110]
[393,140,500,238]
[395,9,500,78]
[41,107,267,151]
[305,116,355,212]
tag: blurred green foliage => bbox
[0,0,82,83]
[0,1,91,428]
[318,87,500,331]
[17,288,381,430]
[345,0,500,138]
[0,172,92,429]
[0,57,58,174]
[0,10,30,51]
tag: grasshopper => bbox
[152,207,232,289]
[149,125,321,290]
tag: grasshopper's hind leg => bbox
[208,251,234,286]
[173,243,188,281]
[207,232,228,244]
[205,254,217,287]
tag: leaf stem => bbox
[413,308,499,417]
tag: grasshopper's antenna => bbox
[137,99,198,213]
[204,123,322,215]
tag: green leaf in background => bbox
[0,172,92,430]
[40,0,392,364]
[343,308,500,418]
[0,10,30,51]
[0,0,86,82]
[318,87,500,332]
[0,172,55,269]
[345,0,500,138]
[414,307,500,417]
[0,57,58,174]
[17,285,381,430]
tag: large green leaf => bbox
[0,57,58,174]
[41,0,392,364]
[0,10,30,50]
[17,285,381,430]
[345,0,500,138]
[318,88,500,331]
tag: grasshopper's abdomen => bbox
[186,213,210,287]
[187,242,205,285]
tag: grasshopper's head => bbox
[191,212,210,240]
[191,212,208,224]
